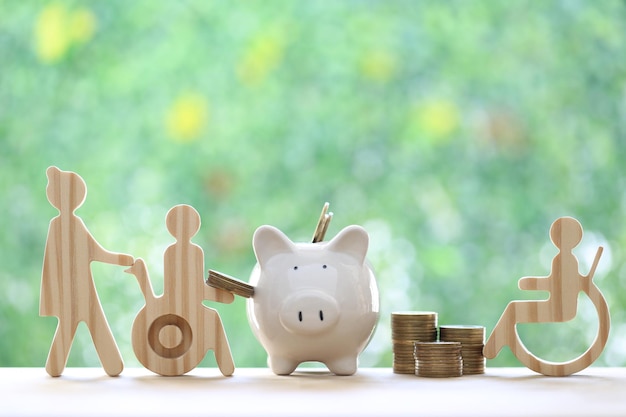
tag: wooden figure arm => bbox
[98,250,134,266]
[90,238,134,266]
[204,284,235,304]
[518,275,550,291]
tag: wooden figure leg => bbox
[45,320,79,377]
[205,309,234,376]
[484,300,552,359]
[87,305,124,377]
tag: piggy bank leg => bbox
[268,355,299,375]
[326,356,358,376]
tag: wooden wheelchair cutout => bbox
[125,205,235,376]
[483,217,611,376]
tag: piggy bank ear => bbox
[253,225,296,267]
[325,225,369,265]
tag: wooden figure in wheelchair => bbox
[125,204,235,376]
[483,216,610,376]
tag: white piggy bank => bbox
[247,224,379,376]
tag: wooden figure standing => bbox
[40,167,134,377]
[125,204,235,376]
[483,216,610,376]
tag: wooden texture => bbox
[3,367,626,417]
[483,217,610,376]
[125,204,235,376]
[40,167,134,377]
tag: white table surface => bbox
[2,367,626,417]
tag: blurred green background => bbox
[2,1,626,370]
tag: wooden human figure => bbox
[483,216,610,376]
[40,167,134,377]
[126,204,235,376]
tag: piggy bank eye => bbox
[293,266,298,270]
[322,265,327,269]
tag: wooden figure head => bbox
[166,204,201,242]
[550,217,583,251]
[46,166,87,213]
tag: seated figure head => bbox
[166,204,201,242]
[550,216,583,251]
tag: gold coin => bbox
[312,202,332,243]
[392,312,437,324]
[414,341,461,350]
[417,366,463,377]
[439,325,485,344]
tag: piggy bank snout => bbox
[279,291,340,335]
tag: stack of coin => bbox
[439,325,485,375]
[414,341,463,378]
[207,270,255,298]
[391,311,438,374]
